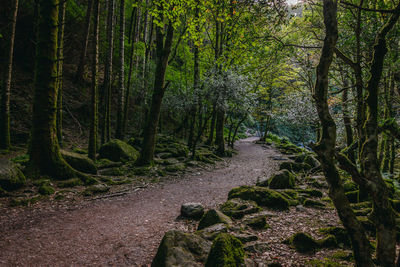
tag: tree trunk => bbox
[56,0,66,147]
[75,0,93,84]
[29,0,82,179]
[0,0,18,150]
[341,81,355,163]
[206,105,216,145]
[101,0,115,144]
[115,0,125,139]
[360,5,400,264]
[139,21,174,165]
[88,0,100,160]
[215,107,225,156]
[312,1,373,266]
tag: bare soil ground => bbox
[0,137,287,266]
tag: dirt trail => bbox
[0,138,281,266]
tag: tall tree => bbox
[56,0,66,146]
[139,4,175,165]
[312,0,374,265]
[0,0,18,150]
[88,0,100,160]
[101,0,115,144]
[29,0,81,179]
[115,0,125,139]
[75,0,93,83]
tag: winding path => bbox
[0,138,281,266]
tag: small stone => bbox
[181,202,205,220]
[296,205,306,212]
[244,215,269,229]
[198,209,232,230]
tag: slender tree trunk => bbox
[101,0,115,144]
[75,0,93,83]
[88,0,100,160]
[115,0,125,139]
[231,115,246,149]
[215,107,225,156]
[29,0,82,180]
[0,0,18,150]
[341,81,355,163]
[56,0,66,147]
[360,5,400,264]
[313,1,373,266]
[139,21,174,165]
[206,105,216,145]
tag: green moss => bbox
[33,178,51,186]
[318,227,350,247]
[198,209,232,230]
[297,188,323,198]
[38,184,55,195]
[303,199,325,209]
[0,161,26,191]
[268,170,295,189]
[11,154,29,165]
[281,189,298,199]
[205,233,245,267]
[165,163,185,172]
[330,250,353,261]
[390,199,400,213]
[343,180,357,193]
[219,198,261,219]
[307,259,343,267]
[244,215,269,230]
[61,150,97,174]
[351,201,372,210]
[345,190,359,203]
[57,178,82,188]
[288,232,318,253]
[98,139,139,162]
[354,208,372,216]
[228,186,290,211]
[101,167,125,176]
[10,196,42,207]
[72,147,87,154]
[318,235,338,248]
[96,158,122,169]
[357,216,375,234]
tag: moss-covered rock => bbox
[162,158,180,166]
[198,209,232,230]
[291,153,319,168]
[279,161,312,173]
[318,227,350,247]
[354,208,372,216]
[57,178,82,188]
[288,232,318,253]
[219,198,261,219]
[97,158,123,169]
[297,188,323,198]
[61,150,97,174]
[196,224,229,241]
[267,170,295,189]
[303,199,325,209]
[38,184,55,195]
[244,215,269,230]
[343,180,358,193]
[181,203,205,220]
[318,235,338,248]
[228,186,289,211]
[165,163,185,172]
[0,159,26,191]
[351,201,372,210]
[98,139,139,162]
[152,230,211,267]
[205,233,245,267]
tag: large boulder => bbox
[205,233,245,267]
[181,203,205,220]
[220,198,261,219]
[61,150,97,174]
[290,153,319,168]
[98,139,139,162]
[228,186,289,211]
[279,161,312,173]
[152,230,211,267]
[198,209,232,230]
[287,232,318,253]
[267,170,295,189]
[0,159,26,191]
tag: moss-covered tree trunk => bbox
[101,0,115,144]
[0,0,18,150]
[88,0,100,160]
[360,6,400,264]
[75,0,93,83]
[312,1,374,265]
[29,0,81,179]
[115,0,125,139]
[139,21,174,165]
[56,0,66,147]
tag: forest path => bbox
[0,137,282,266]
